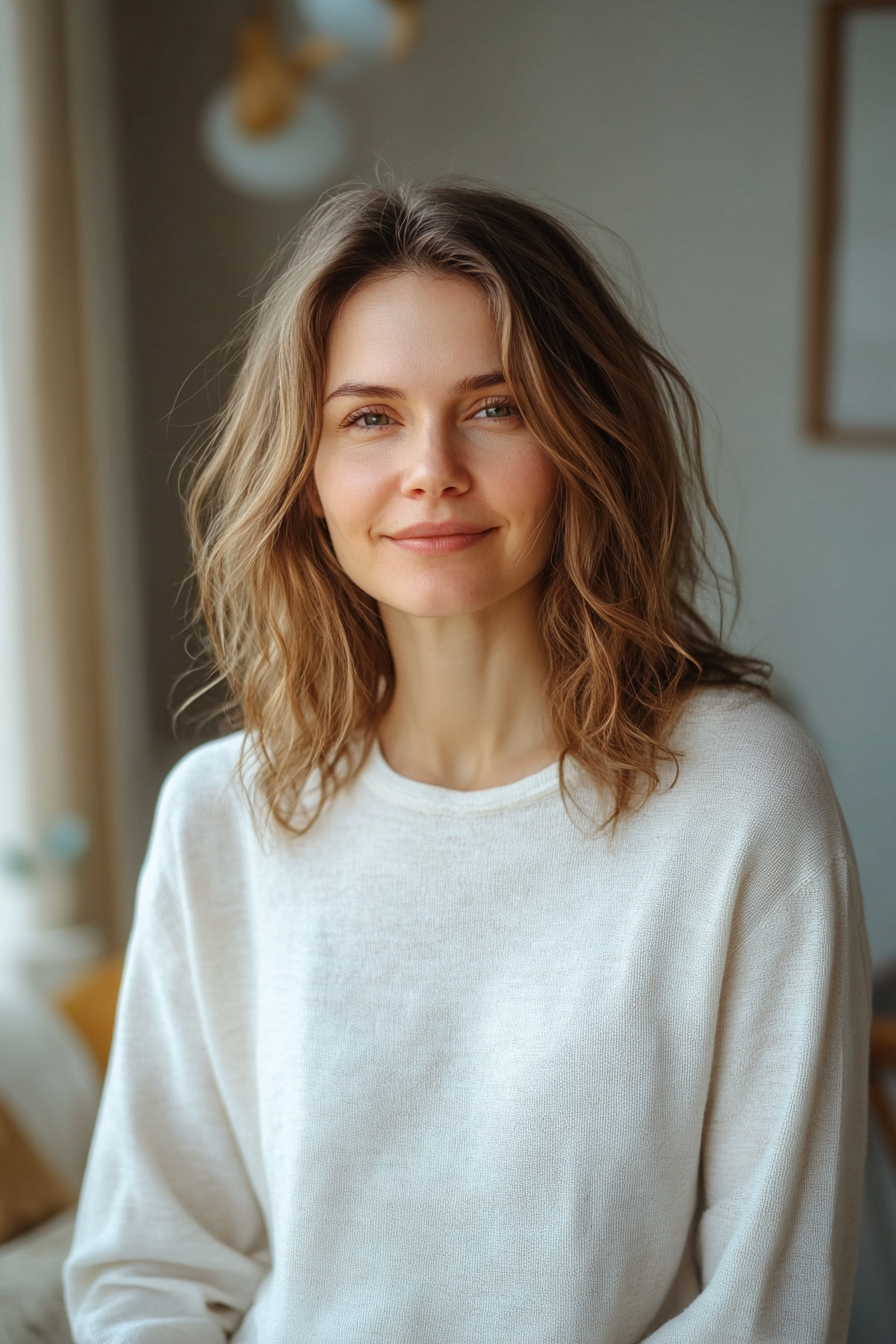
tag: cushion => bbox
[56,952,124,1074]
[0,984,100,1245]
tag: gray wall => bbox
[110,0,895,961]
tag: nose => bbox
[400,418,471,499]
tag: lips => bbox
[384,521,495,555]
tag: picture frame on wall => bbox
[805,0,896,445]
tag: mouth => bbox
[384,522,496,555]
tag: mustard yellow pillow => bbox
[56,952,124,1075]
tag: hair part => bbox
[184,180,769,832]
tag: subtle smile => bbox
[383,522,496,555]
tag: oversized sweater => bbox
[64,688,871,1343]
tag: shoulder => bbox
[674,687,834,814]
[154,731,249,833]
[664,686,855,890]
[672,692,870,997]
[134,733,266,936]
[143,733,267,886]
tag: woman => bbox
[65,183,870,1342]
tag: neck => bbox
[377,580,558,791]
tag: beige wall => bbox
[109,0,896,960]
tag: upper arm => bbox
[64,773,268,1342]
[648,855,870,1342]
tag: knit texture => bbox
[64,688,871,1343]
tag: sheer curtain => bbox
[0,0,143,954]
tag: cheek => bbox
[314,451,390,538]
[493,450,559,535]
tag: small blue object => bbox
[42,815,91,866]
[297,0,396,56]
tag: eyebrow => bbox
[324,371,508,403]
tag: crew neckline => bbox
[361,739,563,816]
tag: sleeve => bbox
[647,853,871,1343]
[63,784,268,1343]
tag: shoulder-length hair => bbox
[185,180,768,831]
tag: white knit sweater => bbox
[64,688,870,1343]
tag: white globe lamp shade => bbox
[295,0,398,60]
[201,85,348,200]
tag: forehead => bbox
[325,271,500,388]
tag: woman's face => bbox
[313,271,559,620]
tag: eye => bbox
[343,406,396,429]
[471,397,521,421]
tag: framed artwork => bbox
[805,0,896,445]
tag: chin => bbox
[377,580,506,620]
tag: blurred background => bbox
[0,0,894,1338]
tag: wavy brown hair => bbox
[185,181,768,831]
